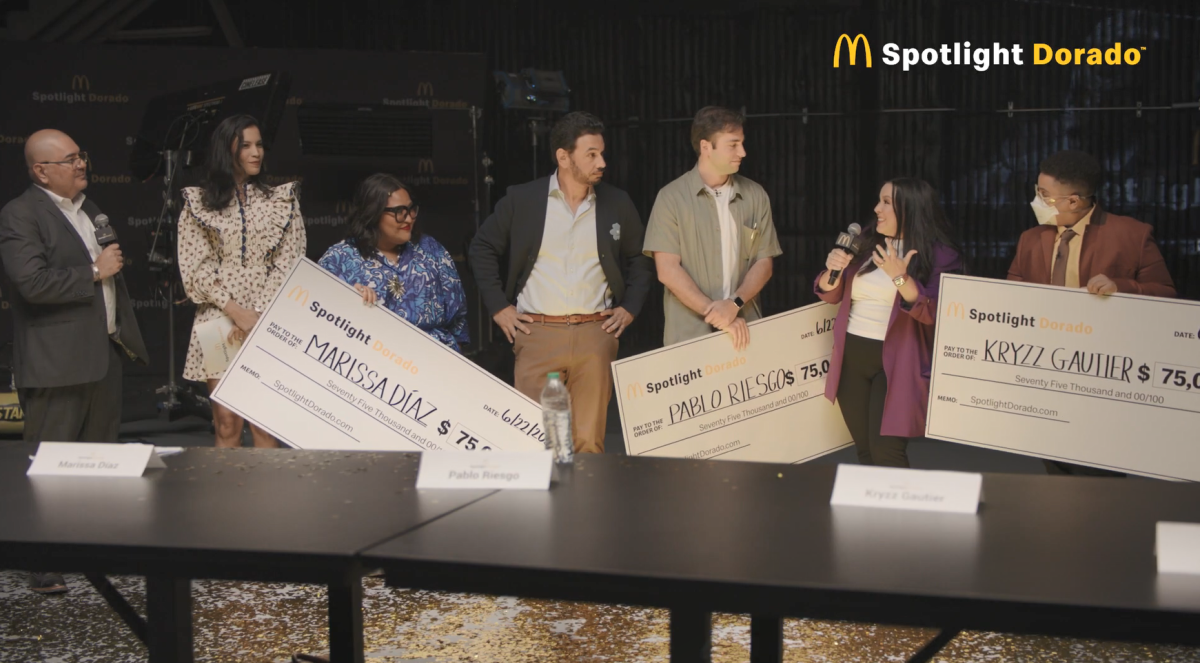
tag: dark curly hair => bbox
[1039,150,1102,200]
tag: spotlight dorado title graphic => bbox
[833,34,1145,71]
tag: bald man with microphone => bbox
[0,129,148,593]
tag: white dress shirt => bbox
[38,186,117,334]
[704,181,739,299]
[516,171,612,315]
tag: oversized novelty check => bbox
[612,302,852,464]
[211,259,546,452]
[927,274,1200,481]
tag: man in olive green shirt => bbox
[643,106,782,349]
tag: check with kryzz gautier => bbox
[928,274,1200,481]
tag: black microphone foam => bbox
[827,223,863,286]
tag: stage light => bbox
[494,69,570,112]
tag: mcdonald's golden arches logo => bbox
[833,34,872,68]
[944,301,965,320]
[287,285,310,307]
[416,81,434,97]
[71,74,91,91]
[418,158,435,174]
[625,383,644,400]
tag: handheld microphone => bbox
[827,222,863,285]
[93,214,117,246]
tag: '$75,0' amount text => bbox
[1149,363,1200,393]
[438,419,493,451]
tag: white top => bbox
[846,243,903,341]
[705,181,739,299]
[38,186,116,334]
[516,171,612,315]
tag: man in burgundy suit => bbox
[1008,149,1175,476]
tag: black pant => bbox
[836,332,909,468]
[18,342,123,444]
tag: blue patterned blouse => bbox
[318,236,470,352]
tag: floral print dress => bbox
[178,181,306,380]
[318,236,469,352]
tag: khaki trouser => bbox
[513,320,618,454]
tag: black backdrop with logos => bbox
[0,42,486,399]
[209,0,1199,311]
[2,0,1200,417]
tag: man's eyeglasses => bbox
[384,204,418,219]
[36,152,89,168]
[1035,185,1090,206]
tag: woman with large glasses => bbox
[177,114,306,448]
[318,173,469,352]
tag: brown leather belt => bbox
[525,313,607,325]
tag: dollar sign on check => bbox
[438,420,451,435]
[1138,363,1150,383]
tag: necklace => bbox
[378,247,407,299]
[386,276,406,299]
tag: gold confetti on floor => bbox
[1,572,1198,662]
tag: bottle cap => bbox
[547,372,560,379]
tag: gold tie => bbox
[1050,228,1076,287]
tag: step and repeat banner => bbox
[0,42,486,392]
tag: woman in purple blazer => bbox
[816,178,964,468]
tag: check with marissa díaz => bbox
[927,274,1200,481]
[612,302,852,464]
[210,259,547,452]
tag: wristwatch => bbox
[91,264,100,281]
[892,274,908,288]
[731,296,745,310]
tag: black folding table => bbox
[363,453,1200,662]
[0,445,492,663]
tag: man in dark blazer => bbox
[470,112,651,454]
[0,130,149,591]
[1008,149,1175,476]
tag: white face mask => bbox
[1030,194,1059,226]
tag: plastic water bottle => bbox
[541,372,574,464]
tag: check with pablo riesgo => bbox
[927,275,1200,481]
[210,259,547,452]
[612,302,852,464]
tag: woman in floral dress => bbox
[318,173,468,351]
[178,114,306,447]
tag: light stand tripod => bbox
[467,105,496,354]
[146,119,210,421]
[480,149,495,347]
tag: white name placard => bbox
[27,442,168,478]
[829,464,983,514]
[415,451,553,490]
[1157,522,1200,575]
